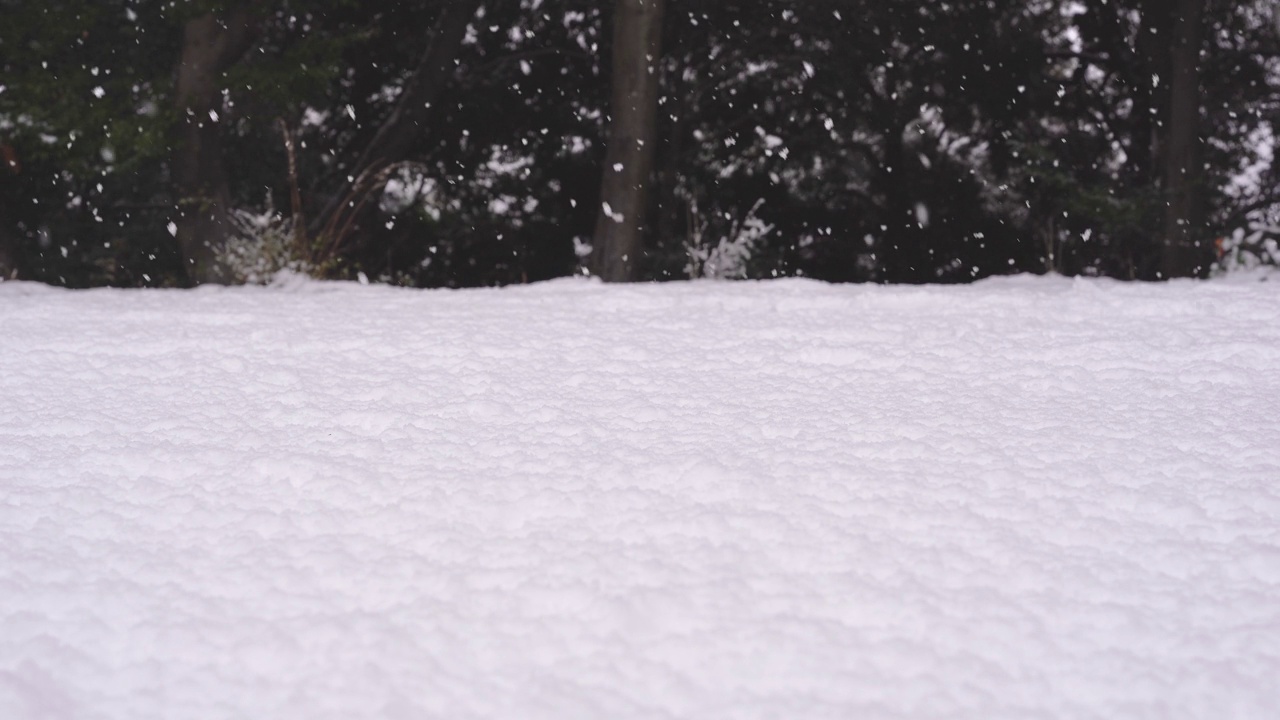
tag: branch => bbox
[462,46,593,83]
[276,119,308,259]
[311,0,482,235]
[1044,50,1112,65]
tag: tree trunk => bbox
[0,223,19,281]
[1,142,23,279]
[591,0,666,283]
[171,7,260,285]
[1160,0,1208,279]
[877,113,930,283]
[311,0,482,240]
[1131,0,1172,186]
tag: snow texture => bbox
[2,276,1279,719]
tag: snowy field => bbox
[2,275,1280,719]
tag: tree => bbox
[0,142,21,279]
[171,5,262,285]
[1160,0,1209,278]
[1018,0,1275,279]
[591,0,666,282]
[309,0,483,248]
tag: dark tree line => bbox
[0,0,1276,287]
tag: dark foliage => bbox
[0,0,1275,286]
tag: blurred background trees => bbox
[0,0,1276,287]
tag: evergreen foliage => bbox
[0,0,1275,286]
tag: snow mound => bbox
[2,276,1279,719]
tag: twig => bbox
[276,118,309,261]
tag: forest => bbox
[1,0,1277,288]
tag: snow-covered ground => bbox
[2,275,1279,719]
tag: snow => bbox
[2,275,1279,719]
